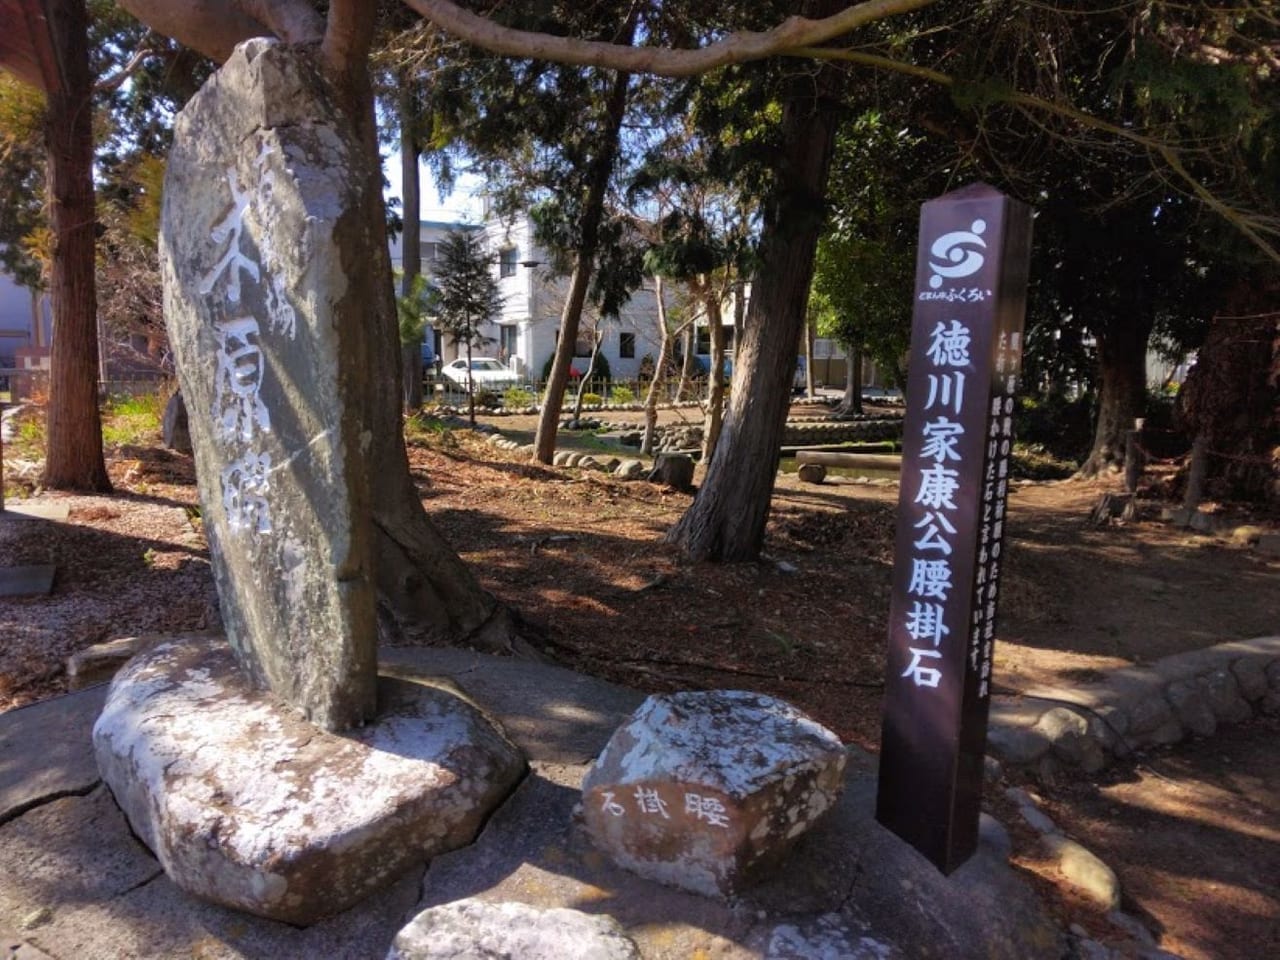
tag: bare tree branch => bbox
[94,37,153,93]
[116,0,322,64]
[115,0,270,63]
[238,0,324,46]
[403,0,938,77]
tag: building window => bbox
[499,324,518,363]
[499,246,518,278]
[619,332,636,359]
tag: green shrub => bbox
[581,392,603,406]
[1015,393,1091,463]
[503,386,535,408]
[102,392,165,447]
[610,385,635,404]
[472,387,501,408]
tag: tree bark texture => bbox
[701,284,726,463]
[42,0,111,493]
[667,51,842,561]
[322,45,518,652]
[533,64,631,464]
[839,340,863,414]
[804,318,816,397]
[1079,312,1154,477]
[399,79,424,410]
[641,275,672,455]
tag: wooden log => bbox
[796,451,902,471]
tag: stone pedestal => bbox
[93,637,526,925]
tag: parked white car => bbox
[440,357,519,392]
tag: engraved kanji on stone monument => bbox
[160,39,378,731]
[876,183,1033,873]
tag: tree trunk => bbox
[804,318,815,398]
[42,0,110,493]
[641,276,672,455]
[667,48,842,561]
[571,327,602,422]
[399,78,424,411]
[838,340,863,415]
[701,284,726,463]
[1079,313,1154,477]
[676,324,696,400]
[325,43,521,652]
[533,66,632,464]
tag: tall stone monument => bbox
[159,37,378,731]
[93,40,526,924]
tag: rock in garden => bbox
[580,690,846,897]
[388,900,639,960]
[161,38,379,730]
[797,463,827,484]
[614,459,645,480]
[161,391,192,454]
[94,638,526,925]
[648,454,695,491]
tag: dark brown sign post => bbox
[875,183,1033,874]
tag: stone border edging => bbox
[987,635,1280,775]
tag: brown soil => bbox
[2,403,1278,955]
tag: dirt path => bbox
[1036,714,1280,960]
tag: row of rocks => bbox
[1002,788,1180,960]
[987,635,1280,775]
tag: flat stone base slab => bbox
[0,501,71,522]
[93,638,526,925]
[0,564,55,597]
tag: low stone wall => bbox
[987,635,1280,776]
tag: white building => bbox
[391,212,676,384]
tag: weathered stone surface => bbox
[388,900,640,960]
[1125,690,1182,744]
[1164,679,1216,737]
[1197,668,1252,723]
[161,39,379,730]
[581,690,847,897]
[93,638,526,924]
[161,391,192,454]
[649,453,695,491]
[1043,835,1121,910]
[0,686,107,821]
[2,656,1063,960]
[65,634,159,689]
[986,721,1052,764]
[797,463,827,484]
[1231,656,1269,701]
[0,786,422,958]
[1035,707,1107,772]
[614,458,646,480]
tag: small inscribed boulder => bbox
[581,690,846,897]
[93,638,526,925]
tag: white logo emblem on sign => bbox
[928,219,987,289]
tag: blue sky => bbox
[383,151,485,225]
